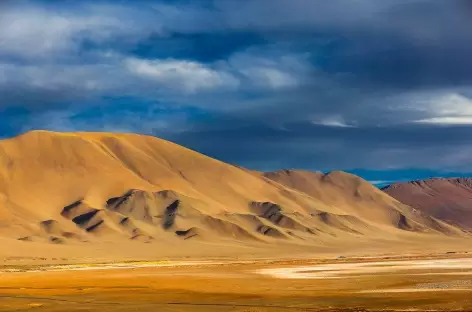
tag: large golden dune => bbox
[0,131,468,260]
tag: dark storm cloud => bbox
[1,0,472,174]
[163,119,472,171]
[215,0,472,91]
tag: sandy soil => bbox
[2,253,472,311]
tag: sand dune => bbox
[0,130,469,258]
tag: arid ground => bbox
[2,252,472,311]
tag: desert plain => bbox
[2,250,472,311]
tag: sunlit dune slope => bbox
[0,131,466,249]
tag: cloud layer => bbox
[1,0,472,178]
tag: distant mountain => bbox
[383,178,472,229]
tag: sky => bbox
[1,0,472,186]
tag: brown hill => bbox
[0,131,468,259]
[262,170,461,235]
[383,178,472,229]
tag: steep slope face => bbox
[0,131,464,247]
[383,178,472,229]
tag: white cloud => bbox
[0,62,120,92]
[125,58,240,93]
[411,93,472,125]
[0,50,310,105]
[0,4,158,59]
[239,67,299,89]
[229,50,310,89]
[1,54,243,100]
[0,10,72,58]
[311,116,356,127]
[125,50,311,93]
[427,93,472,116]
[414,117,472,125]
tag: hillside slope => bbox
[0,131,466,255]
[383,178,472,229]
[263,170,462,235]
